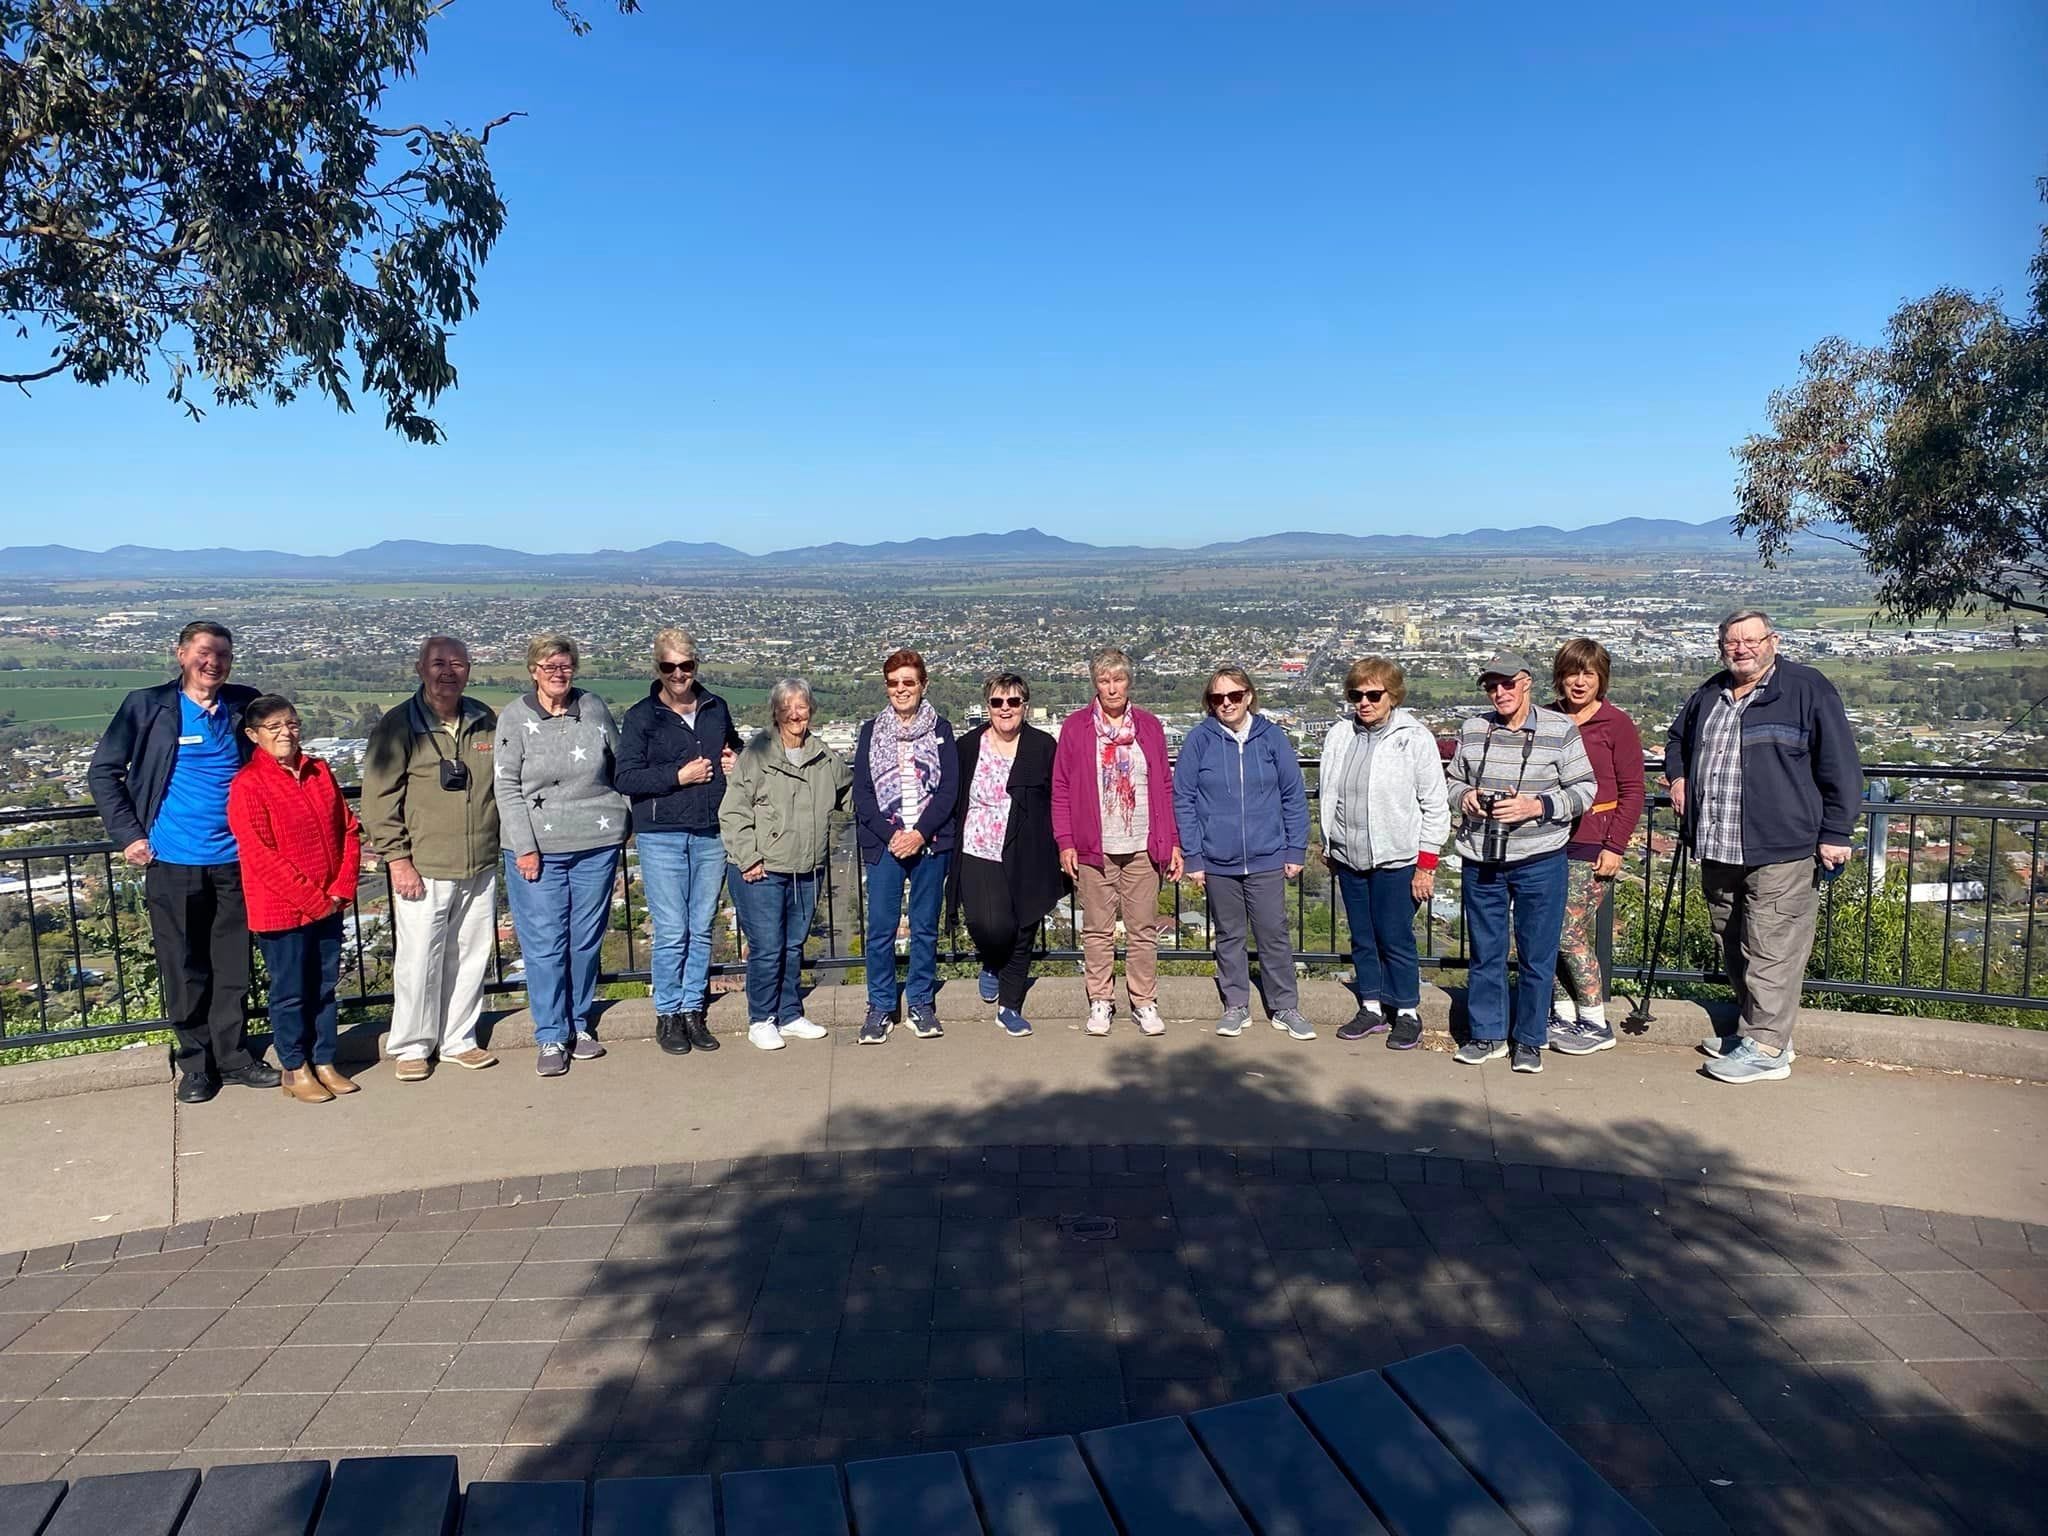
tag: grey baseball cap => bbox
[1476,650,1532,684]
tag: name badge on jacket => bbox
[178,734,204,745]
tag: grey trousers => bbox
[1207,868,1299,1012]
[1699,857,1820,1053]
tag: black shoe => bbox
[683,1010,718,1052]
[175,1073,219,1104]
[221,1061,281,1089]
[1387,1013,1424,1050]
[656,1012,691,1055]
[1336,1005,1390,1042]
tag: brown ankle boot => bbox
[312,1064,359,1095]
[281,1066,334,1103]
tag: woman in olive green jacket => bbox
[719,679,853,1049]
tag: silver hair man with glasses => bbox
[1665,609,1861,1084]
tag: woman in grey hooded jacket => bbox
[1320,657,1451,1049]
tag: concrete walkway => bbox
[3,983,2043,1256]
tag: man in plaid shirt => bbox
[1665,610,1860,1084]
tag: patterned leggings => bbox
[1554,859,1612,1008]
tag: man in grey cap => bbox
[1443,650,1598,1073]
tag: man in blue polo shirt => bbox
[89,621,281,1102]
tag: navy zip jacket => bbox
[851,714,961,862]
[1663,657,1862,866]
[1173,713,1309,875]
[614,683,745,836]
[89,680,262,851]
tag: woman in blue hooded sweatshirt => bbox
[1174,666,1312,1040]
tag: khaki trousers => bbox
[387,869,497,1060]
[1076,852,1161,1006]
[1699,857,1819,1054]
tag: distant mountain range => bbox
[0,516,1796,580]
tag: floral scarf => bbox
[869,699,943,823]
[1095,702,1139,834]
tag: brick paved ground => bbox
[1,1147,2043,1535]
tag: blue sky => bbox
[10,0,2046,555]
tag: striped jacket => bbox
[1444,705,1597,864]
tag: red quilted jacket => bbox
[227,751,362,934]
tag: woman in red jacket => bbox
[227,695,363,1103]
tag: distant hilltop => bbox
[0,516,1810,581]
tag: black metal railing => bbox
[2,758,2043,1052]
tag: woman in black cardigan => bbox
[947,671,1066,1036]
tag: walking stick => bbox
[1625,814,1688,1027]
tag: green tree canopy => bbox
[1734,179,2048,622]
[2,0,636,441]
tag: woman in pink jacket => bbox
[1051,648,1183,1037]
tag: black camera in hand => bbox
[439,758,470,792]
[1475,791,1511,862]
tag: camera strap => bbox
[1473,722,1537,796]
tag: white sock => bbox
[1397,1008,1419,1021]
[1553,999,1577,1025]
[1579,1004,1606,1029]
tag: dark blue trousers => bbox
[257,911,344,1069]
[1462,849,1568,1048]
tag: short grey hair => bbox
[1717,609,1774,645]
[416,634,468,666]
[769,677,815,725]
[1089,647,1133,683]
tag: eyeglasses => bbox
[1207,689,1248,707]
[534,662,576,676]
[1346,688,1387,704]
[1722,636,1775,652]
[657,659,697,675]
[988,696,1025,709]
[886,678,922,690]
[256,720,301,735]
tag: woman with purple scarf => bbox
[852,648,961,1044]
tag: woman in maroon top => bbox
[227,695,362,1103]
[1547,640,1644,1054]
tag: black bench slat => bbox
[964,1437,1118,1536]
[1289,1370,1520,1536]
[459,1480,584,1536]
[589,1475,715,1536]
[313,1456,459,1536]
[41,1469,197,1536]
[170,1463,329,1536]
[1188,1395,1389,1536]
[1383,1346,1659,1536]
[0,1481,65,1536]
[844,1451,981,1536]
[719,1465,849,1536]
[1078,1416,1253,1536]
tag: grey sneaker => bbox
[907,1004,944,1040]
[536,1043,569,1077]
[1551,1019,1616,1055]
[859,1009,893,1045]
[1699,1033,1796,1063]
[1703,1037,1793,1084]
[1511,1042,1544,1074]
[1271,1008,1316,1041]
[571,1032,605,1061]
[1454,1039,1508,1066]
[1215,1006,1251,1037]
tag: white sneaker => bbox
[747,1020,786,1051]
[777,1017,827,1040]
[1132,1004,1165,1037]
[1086,1000,1113,1036]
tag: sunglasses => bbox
[1346,688,1387,704]
[1207,688,1248,707]
[658,659,697,675]
[988,695,1025,709]
[1481,677,1521,691]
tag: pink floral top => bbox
[962,744,1014,861]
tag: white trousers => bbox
[386,869,497,1060]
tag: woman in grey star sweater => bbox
[496,634,629,1077]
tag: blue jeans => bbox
[1463,849,1568,1047]
[1334,861,1421,1011]
[864,847,950,1014]
[503,845,621,1047]
[636,830,726,1014]
[257,911,344,1069]
[727,866,818,1024]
